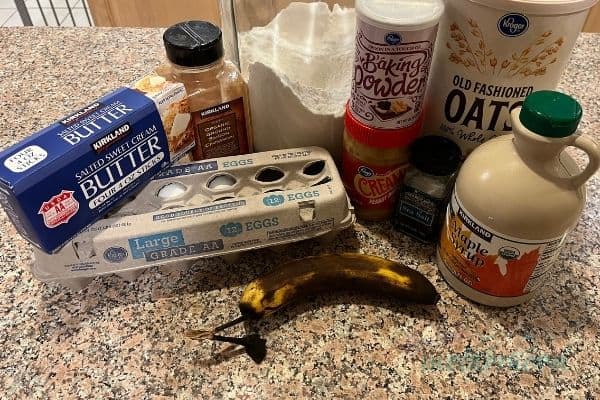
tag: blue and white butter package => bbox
[0,73,194,253]
[31,148,355,290]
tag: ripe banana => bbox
[185,253,439,363]
[238,253,439,319]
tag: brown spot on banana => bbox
[239,253,440,319]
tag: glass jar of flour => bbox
[219,0,356,162]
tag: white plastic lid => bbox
[469,0,598,15]
[356,0,445,31]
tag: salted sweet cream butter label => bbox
[438,191,565,297]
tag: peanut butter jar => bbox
[342,106,420,221]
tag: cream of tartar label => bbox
[438,191,565,297]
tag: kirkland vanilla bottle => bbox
[437,91,600,307]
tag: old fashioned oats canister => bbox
[423,0,598,154]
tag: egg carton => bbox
[32,147,355,290]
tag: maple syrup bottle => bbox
[436,91,600,306]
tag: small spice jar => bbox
[163,21,253,160]
[342,105,419,221]
[392,135,462,242]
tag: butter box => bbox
[0,73,194,253]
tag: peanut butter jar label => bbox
[192,97,249,160]
[350,17,438,130]
[342,150,408,214]
[438,191,565,297]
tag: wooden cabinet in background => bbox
[88,0,221,27]
[88,0,600,32]
[583,3,600,32]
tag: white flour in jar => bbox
[238,2,355,162]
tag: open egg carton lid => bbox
[32,147,355,291]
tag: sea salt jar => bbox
[392,136,462,243]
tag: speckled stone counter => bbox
[0,28,598,399]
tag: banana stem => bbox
[184,315,248,341]
[211,334,248,346]
[212,334,267,364]
[184,316,267,363]
[213,315,247,332]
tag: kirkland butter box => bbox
[0,73,194,253]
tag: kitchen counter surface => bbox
[0,28,598,399]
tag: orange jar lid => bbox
[344,104,422,149]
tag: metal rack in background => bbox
[14,0,93,26]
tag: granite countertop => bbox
[0,28,598,399]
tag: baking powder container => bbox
[350,0,444,132]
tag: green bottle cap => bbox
[519,90,582,138]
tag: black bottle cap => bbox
[163,21,224,67]
[410,136,462,176]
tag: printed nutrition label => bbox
[267,218,334,240]
[524,237,563,292]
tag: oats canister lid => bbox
[519,90,582,138]
[356,0,445,31]
[163,21,224,67]
[468,0,598,15]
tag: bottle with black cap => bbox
[392,135,462,243]
[163,20,253,161]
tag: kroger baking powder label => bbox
[342,150,409,213]
[438,191,565,297]
[424,1,587,153]
[350,18,438,130]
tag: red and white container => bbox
[349,0,444,133]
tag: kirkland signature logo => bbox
[498,13,529,37]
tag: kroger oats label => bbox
[424,0,589,153]
[438,191,565,298]
[350,18,438,130]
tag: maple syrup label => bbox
[192,98,249,160]
[342,150,409,213]
[438,191,565,297]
